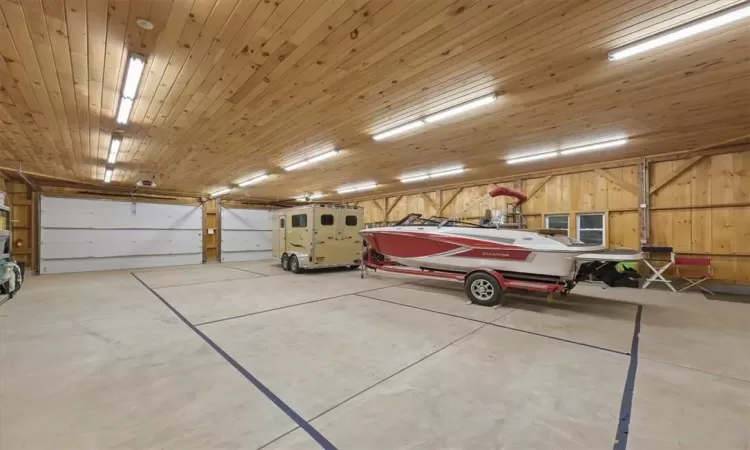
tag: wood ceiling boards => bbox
[0,0,748,200]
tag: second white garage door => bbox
[220,208,272,262]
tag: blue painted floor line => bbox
[131,272,338,450]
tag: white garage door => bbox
[40,197,203,274]
[220,208,272,262]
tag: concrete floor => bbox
[1,261,748,449]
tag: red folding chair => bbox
[674,256,714,295]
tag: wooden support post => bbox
[649,156,704,195]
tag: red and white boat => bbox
[360,187,642,284]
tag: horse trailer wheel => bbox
[281,254,290,271]
[290,255,303,274]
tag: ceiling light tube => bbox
[122,54,146,98]
[372,120,425,141]
[107,137,122,164]
[424,94,497,123]
[506,152,559,165]
[337,183,378,194]
[210,188,231,198]
[238,173,269,187]
[284,149,339,171]
[116,54,146,125]
[609,3,750,60]
[116,98,134,125]
[400,174,430,183]
[104,169,113,183]
[307,150,339,164]
[430,167,465,178]
[559,138,628,155]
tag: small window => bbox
[279,218,285,228]
[345,215,358,226]
[577,213,605,245]
[291,214,307,228]
[545,214,569,234]
[321,214,334,226]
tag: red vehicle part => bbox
[362,249,565,304]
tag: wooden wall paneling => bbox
[733,152,750,254]
[690,157,712,254]
[203,199,218,262]
[439,187,463,216]
[5,181,35,271]
[608,212,639,250]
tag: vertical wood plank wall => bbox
[356,150,750,284]
[203,199,219,262]
[0,179,37,273]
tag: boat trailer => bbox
[361,250,568,307]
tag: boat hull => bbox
[361,227,640,281]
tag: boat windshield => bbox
[393,213,482,228]
[546,234,593,247]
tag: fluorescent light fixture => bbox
[307,150,338,164]
[609,3,750,60]
[115,54,146,125]
[372,120,425,141]
[336,182,378,194]
[506,152,559,165]
[284,149,339,171]
[424,94,497,123]
[400,166,465,183]
[559,138,628,155]
[430,167,465,178]
[400,174,429,183]
[210,188,231,198]
[104,169,113,183]
[238,173,269,187]
[122,55,146,98]
[107,137,122,164]
[116,98,133,125]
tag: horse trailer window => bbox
[291,214,307,228]
[279,218,285,228]
[345,215,358,226]
[321,214,334,226]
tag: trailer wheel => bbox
[289,255,303,274]
[465,272,504,307]
[281,254,290,271]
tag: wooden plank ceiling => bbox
[0,0,748,200]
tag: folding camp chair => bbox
[641,246,676,292]
[674,256,714,295]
